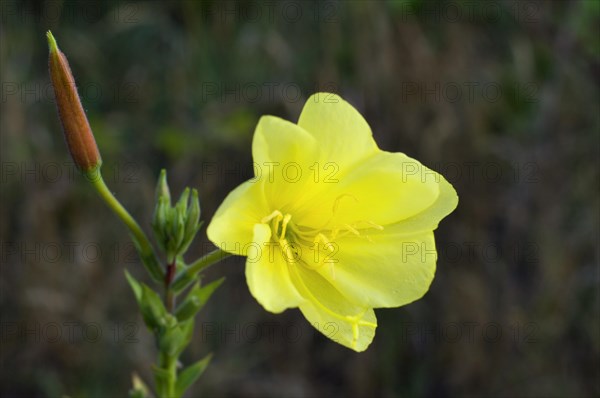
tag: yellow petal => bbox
[289,264,377,352]
[252,115,319,167]
[318,231,437,308]
[206,180,269,255]
[313,175,457,308]
[251,115,321,211]
[245,224,304,313]
[298,93,378,170]
[381,169,458,235]
[297,151,441,229]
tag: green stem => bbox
[85,168,227,397]
[158,351,177,398]
[85,167,154,255]
[165,260,176,312]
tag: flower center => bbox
[260,208,382,270]
[261,210,292,243]
[261,210,302,263]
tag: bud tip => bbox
[46,31,58,54]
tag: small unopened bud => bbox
[155,169,171,205]
[47,31,101,171]
[151,173,202,262]
[185,189,201,236]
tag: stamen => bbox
[314,232,332,247]
[342,223,360,236]
[332,193,359,214]
[260,208,385,283]
[279,214,292,241]
[328,262,336,280]
[261,210,283,224]
[357,220,384,230]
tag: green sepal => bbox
[175,354,212,396]
[159,319,194,357]
[130,233,164,283]
[175,278,224,322]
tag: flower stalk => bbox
[47,31,228,397]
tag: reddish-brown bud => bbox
[47,31,101,171]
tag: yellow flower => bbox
[207,93,458,351]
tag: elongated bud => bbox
[47,31,101,171]
[176,188,190,213]
[155,169,171,205]
[185,189,201,236]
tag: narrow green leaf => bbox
[159,319,194,357]
[130,233,164,282]
[176,319,195,357]
[139,284,168,330]
[124,270,142,302]
[175,278,224,322]
[175,354,213,396]
[171,271,197,294]
[174,287,202,322]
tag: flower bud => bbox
[185,189,201,237]
[155,169,171,205]
[176,188,190,214]
[151,173,202,262]
[47,31,101,171]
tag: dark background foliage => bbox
[1,0,598,397]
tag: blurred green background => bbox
[1,0,598,397]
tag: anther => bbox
[279,214,292,241]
